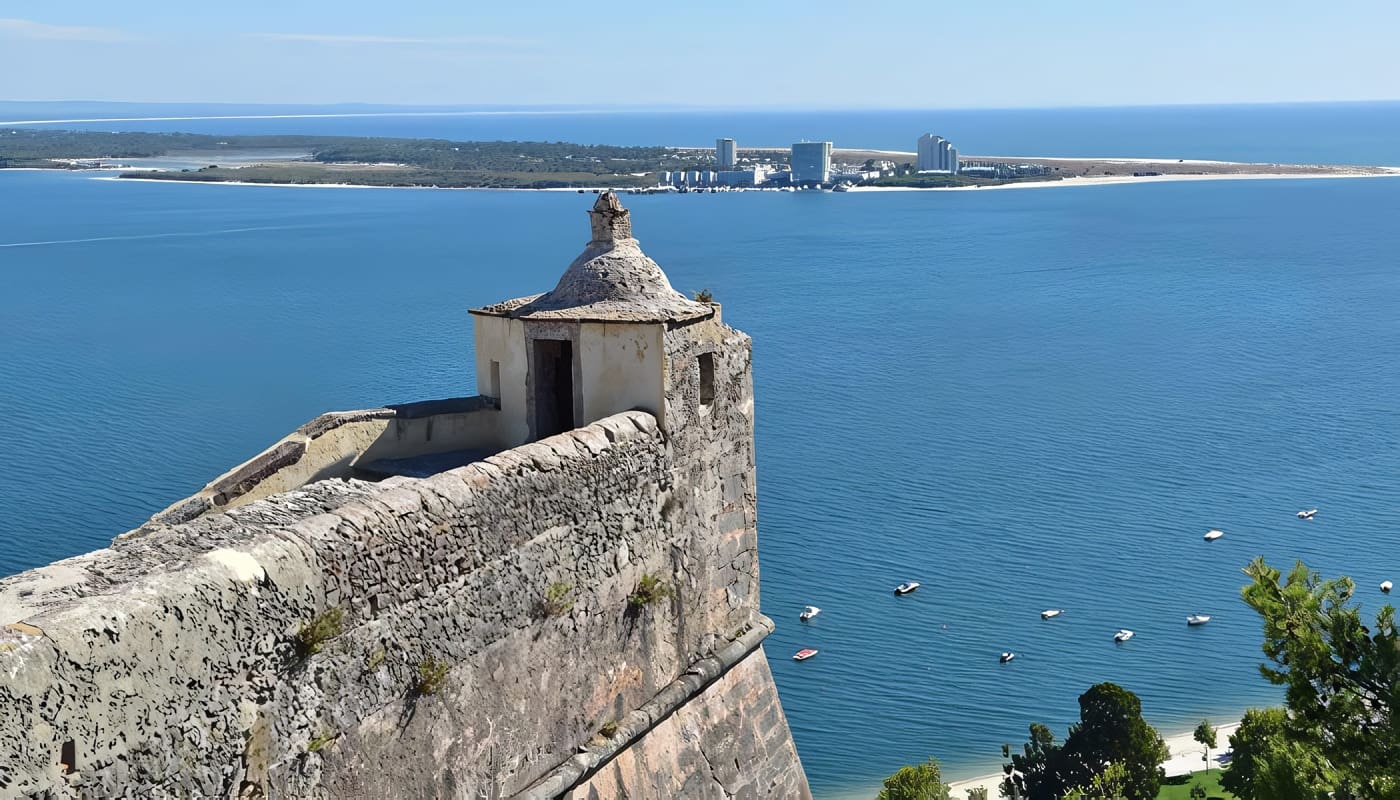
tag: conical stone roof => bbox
[473,193,713,323]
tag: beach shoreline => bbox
[853,169,1400,192]
[75,169,1400,194]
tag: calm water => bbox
[3,105,1400,795]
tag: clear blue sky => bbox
[2,0,1397,108]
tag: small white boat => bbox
[1296,509,1318,519]
[799,605,821,621]
[1204,529,1224,541]
[1041,609,1065,620]
[793,648,819,661]
[1382,581,1393,594]
[1187,614,1212,626]
[999,652,1016,664]
[1114,629,1135,643]
[894,581,920,595]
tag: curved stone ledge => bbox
[519,614,776,799]
[144,395,501,528]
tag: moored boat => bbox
[799,605,821,621]
[1041,609,1065,620]
[1204,529,1224,541]
[1000,652,1016,663]
[1296,508,1318,519]
[1114,629,1135,643]
[1382,581,1393,594]
[793,648,819,661]
[894,581,920,595]
[1187,614,1212,626]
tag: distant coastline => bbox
[4,128,1396,193]
[95,167,1400,195]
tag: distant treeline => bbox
[0,129,713,175]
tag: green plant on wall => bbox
[628,573,674,609]
[365,646,386,671]
[414,658,450,696]
[307,730,337,753]
[542,581,574,617]
[293,608,344,659]
[694,288,713,303]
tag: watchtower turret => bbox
[470,193,740,446]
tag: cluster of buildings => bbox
[658,165,771,188]
[956,160,1053,179]
[656,132,978,189]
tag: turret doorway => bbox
[531,339,575,439]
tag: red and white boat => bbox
[793,648,819,661]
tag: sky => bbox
[2,0,1398,108]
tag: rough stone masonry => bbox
[0,194,811,799]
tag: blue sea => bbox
[3,103,1400,796]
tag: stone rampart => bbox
[0,405,806,798]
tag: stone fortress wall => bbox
[0,194,810,799]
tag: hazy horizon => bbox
[3,98,1400,115]
[4,1,1399,108]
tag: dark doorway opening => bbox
[532,339,575,439]
[698,353,715,407]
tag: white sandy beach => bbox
[851,169,1400,193]
[74,168,1400,195]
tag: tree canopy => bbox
[1001,683,1167,800]
[1192,719,1216,762]
[1219,707,1335,800]
[1061,761,1129,800]
[0,128,716,177]
[1240,558,1400,798]
[876,756,950,800]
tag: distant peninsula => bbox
[2,128,1395,191]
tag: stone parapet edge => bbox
[517,613,776,799]
[143,396,493,529]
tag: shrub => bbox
[307,730,336,753]
[628,574,674,609]
[294,608,344,659]
[694,288,713,303]
[542,582,574,617]
[876,756,950,800]
[415,657,450,696]
[365,646,386,671]
[599,720,620,738]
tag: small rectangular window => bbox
[488,360,501,408]
[698,353,715,407]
